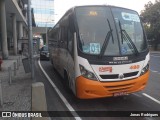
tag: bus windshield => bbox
[75,6,147,56]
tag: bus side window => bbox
[68,15,74,57]
[68,29,73,53]
[69,15,75,33]
[60,27,64,48]
[61,26,68,49]
[57,28,61,48]
[59,15,69,49]
[50,28,58,47]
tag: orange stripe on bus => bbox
[76,71,149,99]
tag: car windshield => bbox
[75,6,147,56]
[41,46,48,51]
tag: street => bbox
[35,52,160,120]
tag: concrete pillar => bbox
[12,13,17,55]
[18,22,23,39]
[0,0,9,59]
[23,27,27,38]
[18,22,23,53]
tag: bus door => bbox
[58,16,68,76]
[56,27,61,74]
[66,15,76,94]
[53,27,61,73]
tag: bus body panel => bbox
[48,5,150,99]
[74,54,149,99]
[76,70,149,99]
[76,54,149,81]
[67,51,76,94]
[50,45,77,95]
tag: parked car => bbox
[40,46,49,60]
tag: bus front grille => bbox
[104,83,135,93]
[100,71,138,79]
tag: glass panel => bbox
[75,6,147,56]
[75,7,120,56]
[112,8,147,55]
[42,46,48,51]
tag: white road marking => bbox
[132,93,142,97]
[149,69,158,73]
[150,55,160,57]
[151,70,158,73]
[142,93,160,105]
[38,60,82,120]
[149,69,160,74]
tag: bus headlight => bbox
[79,65,98,80]
[140,64,149,76]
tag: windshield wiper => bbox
[123,30,139,55]
[99,19,113,58]
[118,21,124,44]
[118,21,139,55]
[107,19,114,44]
[99,30,112,58]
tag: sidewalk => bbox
[0,55,31,112]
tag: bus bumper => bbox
[76,71,149,99]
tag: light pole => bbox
[28,0,34,81]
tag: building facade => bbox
[0,0,32,59]
[31,0,55,27]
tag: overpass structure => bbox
[33,27,51,46]
[33,27,48,34]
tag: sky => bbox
[31,0,55,27]
[54,0,155,23]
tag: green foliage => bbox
[140,0,160,50]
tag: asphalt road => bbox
[35,52,160,120]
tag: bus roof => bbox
[72,5,137,13]
[51,5,138,30]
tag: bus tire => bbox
[64,71,70,91]
[51,58,56,70]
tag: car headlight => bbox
[140,63,149,76]
[79,64,98,80]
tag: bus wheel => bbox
[64,71,70,91]
[51,59,55,70]
[64,71,69,88]
[64,71,75,96]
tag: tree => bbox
[140,0,160,50]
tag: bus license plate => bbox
[113,92,127,97]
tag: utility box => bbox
[22,58,31,73]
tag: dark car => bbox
[40,46,49,60]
